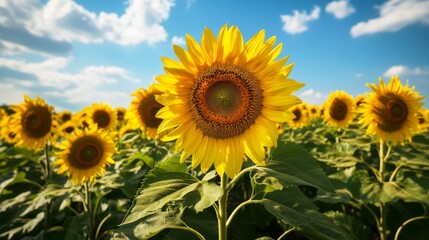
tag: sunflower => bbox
[127,84,164,139]
[1,115,18,144]
[9,95,56,150]
[308,104,321,120]
[87,103,117,132]
[287,104,309,128]
[324,90,354,128]
[57,111,73,124]
[416,109,429,133]
[359,76,424,145]
[54,127,116,184]
[115,107,127,126]
[354,94,367,109]
[155,25,304,178]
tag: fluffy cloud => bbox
[0,57,141,110]
[298,88,326,105]
[171,36,186,46]
[325,0,355,19]
[383,65,429,77]
[0,0,175,55]
[351,0,429,37]
[281,6,321,34]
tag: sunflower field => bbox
[1,25,429,240]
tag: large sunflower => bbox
[324,90,354,128]
[54,127,116,184]
[9,95,56,150]
[87,103,117,132]
[287,104,309,128]
[155,25,304,178]
[127,84,164,139]
[359,76,424,144]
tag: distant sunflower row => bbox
[0,76,427,183]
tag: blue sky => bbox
[0,0,428,112]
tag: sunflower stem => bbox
[378,140,387,240]
[218,173,228,240]
[44,143,51,183]
[394,216,429,240]
[84,181,94,240]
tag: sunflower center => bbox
[61,113,71,122]
[377,95,408,132]
[93,110,110,128]
[70,136,103,169]
[292,109,302,122]
[64,126,75,134]
[330,99,348,121]
[22,107,52,138]
[138,94,163,128]
[117,111,125,121]
[378,97,408,132]
[191,64,263,139]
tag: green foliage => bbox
[1,119,429,240]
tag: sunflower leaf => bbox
[252,141,334,192]
[263,187,355,240]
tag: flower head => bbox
[9,96,56,150]
[324,90,354,128]
[54,127,116,184]
[127,84,164,139]
[359,76,424,144]
[155,25,304,178]
[87,103,117,132]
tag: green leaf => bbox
[115,204,186,240]
[384,173,429,205]
[156,154,187,173]
[252,141,334,193]
[0,211,45,239]
[121,170,221,226]
[64,212,90,240]
[263,199,351,240]
[0,191,31,212]
[194,182,222,212]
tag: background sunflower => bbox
[359,76,424,145]
[54,127,116,184]
[323,90,354,128]
[9,96,56,151]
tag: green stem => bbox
[218,173,228,240]
[44,143,51,183]
[95,213,111,240]
[378,140,387,240]
[389,164,403,182]
[277,227,297,240]
[379,140,385,182]
[167,226,206,240]
[226,199,263,228]
[84,181,94,240]
[394,216,429,240]
[225,166,255,193]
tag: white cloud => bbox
[171,36,186,46]
[0,83,29,105]
[0,0,175,51]
[298,88,326,105]
[383,65,429,77]
[351,0,429,37]
[281,6,321,34]
[325,0,355,19]
[0,57,141,109]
